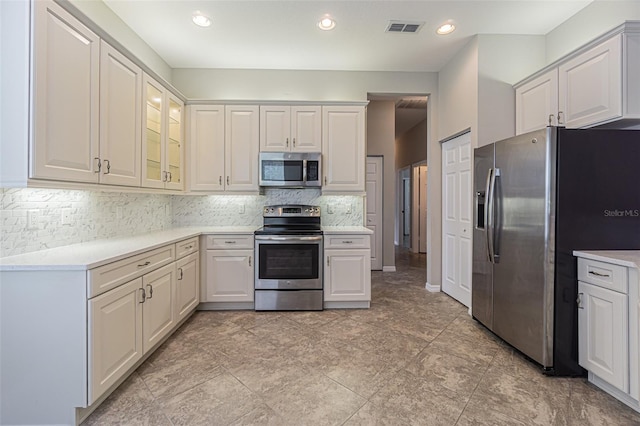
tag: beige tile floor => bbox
[83,248,640,425]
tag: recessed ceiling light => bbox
[192,12,211,28]
[318,15,336,31]
[436,22,455,35]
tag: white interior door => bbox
[419,165,428,253]
[442,132,472,307]
[366,156,383,270]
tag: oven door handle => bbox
[255,235,323,242]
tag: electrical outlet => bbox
[61,208,71,225]
[237,203,245,214]
[27,210,39,230]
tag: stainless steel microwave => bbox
[259,152,322,187]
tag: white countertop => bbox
[573,250,640,269]
[322,226,373,235]
[0,226,257,271]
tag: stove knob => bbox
[305,208,309,212]
[315,208,320,213]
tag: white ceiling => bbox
[103,0,594,73]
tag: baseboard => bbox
[197,302,255,310]
[425,282,441,292]
[382,266,396,272]
[324,301,370,309]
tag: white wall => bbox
[67,0,172,82]
[396,119,427,169]
[366,100,397,270]
[173,69,437,102]
[438,37,479,144]
[545,0,640,65]
[477,35,546,147]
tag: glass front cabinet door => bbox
[142,73,183,190]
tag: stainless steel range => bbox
[254,205,323,311]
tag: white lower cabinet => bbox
[0,235,200,425]
[88,277,143,405]
[202,233,254,305]
[324,234,371,306]
[176,252,200,322]
[578,280,628,392]
[575,253,640,414]
[141,263,177,353]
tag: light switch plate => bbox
[61,208,71,225]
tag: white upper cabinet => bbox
[322,106,365,192]
[99,41,142,187]
[515,69,559,135]
[142,73,184,190]
[31,0,100,183]
[260,105,321,152]
[559,34,623,129]
[225,105,259,191]
[188,105,225,191]
[515,24,640,132]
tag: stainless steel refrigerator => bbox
[472,126,640,376]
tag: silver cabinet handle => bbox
[557,111,564,125]
[184,245,193,250]
[167,171,172,182]
[286,138,289,147]
[104,159,111,174]
[94,157,101,173]
[224,240,237,244]
[548,114,554,126]
[342,240,354,244]
[219,176,222,185]
[249,256,252,267]
[178,268,183,280]
[589,271,611,278]
[227,176,230,185]
[162,171,167,182]
[327,257,330,267]
[293,138,296,147]
[576,293,583,309]
[137,261,151,267]
[146,284,153,299]
[324,176,327,185]
[139,287,146,303]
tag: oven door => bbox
[254,235,323,290]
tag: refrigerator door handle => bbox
[491,168,501,263]
[485,168,500,263]
[485,168,493,262]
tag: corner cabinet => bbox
[322,106,366,192]
[515,23,640,133]
[575,252,640,414]
[324,234,371,308]
[260,105,322,152]
[142,73,184,190]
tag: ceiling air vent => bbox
[386,20,424,34]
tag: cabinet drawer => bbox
[324,235,370,249]
[88,245,175,298]
[578,258,628,293]
[176,237,199,259]
[205,234,254,250]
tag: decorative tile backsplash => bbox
[171,188,364,227]
[1,187,363,257]
[1,188,172,257]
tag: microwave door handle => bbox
[302,159,307,183]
